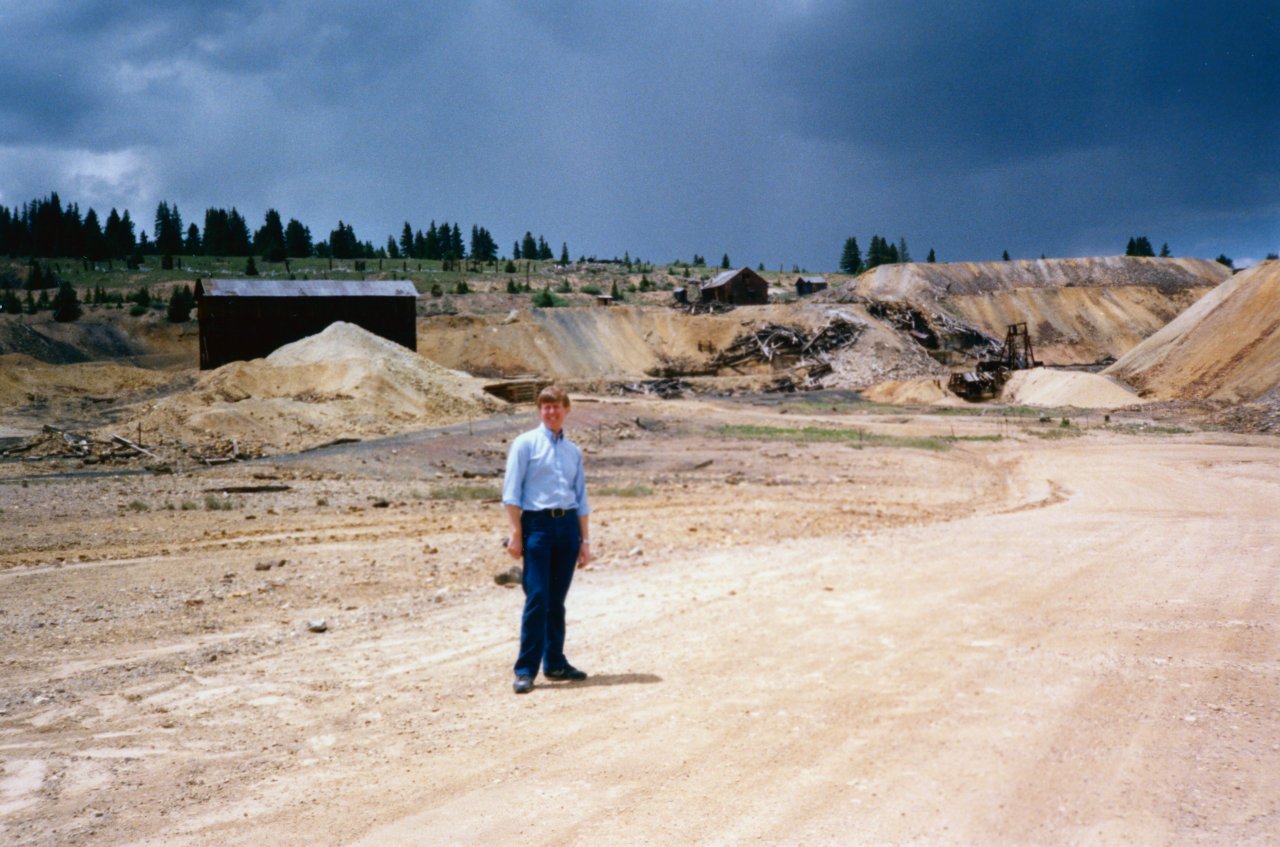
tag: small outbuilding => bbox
[795,275,828,296]
[195,278,418,369]
[699,268,769,305]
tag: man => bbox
[502,385,592,694]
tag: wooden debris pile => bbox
[711,318,865,390]
[1,425,258,468]
[3,425,162,464]
[615,378,691,399]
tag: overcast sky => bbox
[1,1,1277,270]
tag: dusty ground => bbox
[1,395,1277,846]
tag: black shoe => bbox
[513,674,534,694]
[544,665,587,682]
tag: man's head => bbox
[537,384,571,433]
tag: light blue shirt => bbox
[502,424,591,515]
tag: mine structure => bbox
[948,322,1040,401]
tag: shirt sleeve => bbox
[574,446,591,516]
[502,436,527,508]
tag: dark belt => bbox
[524,508,576,518]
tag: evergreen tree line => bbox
[514,231,556,262]
[0,191,564,267]
[388,220,479,262]
[1125,236,1172,258]
[839,235,931,274]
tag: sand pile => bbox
[1000,368,1144,409]
[861,377,967,406]
[118,322,506,455]
[1105,261,1280,402]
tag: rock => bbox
[502,309,519,324]
[254,560,274,571]
[306,619,328,633]
[494,566,522,587]
[628,546,643,557]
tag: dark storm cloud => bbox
[1,1,1276,268]
[769,0,1280,246]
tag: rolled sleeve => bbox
[502,436,527,508]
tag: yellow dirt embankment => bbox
[852,256,1228,365]
[117,322,505,454]
[1106,261,1280,402]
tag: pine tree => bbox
[927,248,936,263]
[897,238,911,263]
[560,242,569,265]
[82,208,107,262]
[226,209,252,255]
[400,222,414,258]
[721,253,731,269]
[185,223,201,254]
[1002,250,1011,261]
[167,284,194,322]
[245,256,260,276]
[839,237,862,274]
[285,219,312,258]
[255,209,287,262]
[154,202,184,256]
[522,232,538,262]
[1160,242,1172,258]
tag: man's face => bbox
[539,400,569,434]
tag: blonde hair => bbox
[537,384,571,407]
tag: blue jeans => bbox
[515,510,580,677]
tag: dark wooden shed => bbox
[700,268,769,305]
[195,278,418,369]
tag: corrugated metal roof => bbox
[797,275,827,284]
[198,279,418,298]
[704,270,739,289]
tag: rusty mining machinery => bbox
[947,322,1040,401]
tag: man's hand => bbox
[577,540,592,569]
[506,534,522,559]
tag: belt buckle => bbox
[550,508,566,518]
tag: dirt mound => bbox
[1104,261,1280,402]
[0,355,177,411]
[117,322,506,455]
[1000,367,1145,409]
[861,377,966,406]
[846,257,1229,366]
[418,303,945,390]
[0,312,198,367]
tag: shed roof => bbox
[797,275,827,284]
[196,279,418,298]
[704,268,768,290]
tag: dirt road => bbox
[2,400,1277,845]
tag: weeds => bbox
[1023,427,1086,440]
[717,424,968,451]
[179,500,198,511]
[597,482,655,497]
[204,494,234,511]
[429,484,499,501]
[127,499,150,512]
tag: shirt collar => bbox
[539,423,565,442]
